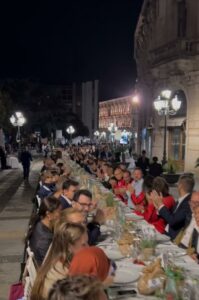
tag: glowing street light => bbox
[66,125,75,143]
[10,112,26,148]
[94,130,100,138]
[108,123,118,143]
[154,90,181,165]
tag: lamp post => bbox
[132,95,140,153]
[10,112,26,151]
[108,123,118,143]
[66,125,75,144]
[100,131,106,141]
[94,130,100,142]
[154,90,181,166]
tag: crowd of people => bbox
[22,144,199,300]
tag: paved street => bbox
[0,159,41,300]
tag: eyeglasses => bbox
[78,202,92,208]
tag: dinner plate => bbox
[102,248,124,260]
[125,213,144,221]
[155,234,170,243]
[114,265,143,284]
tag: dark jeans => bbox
[22,164,30,179]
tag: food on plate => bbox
[137,258,166,295]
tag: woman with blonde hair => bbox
[31,222,88,300]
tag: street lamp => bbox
[66,125,75,143]
[10,112,26,150]
[154,90,181,166]
[132,95,140,153]
[108,123,118,143]
[100,131,106,141]
[94,130,100,138]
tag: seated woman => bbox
[69,246,116,286]
[31,222,88,300]
[174,203,199,263]
[141,176,175,233]
[28,196,61,266]
[48,275,108,300]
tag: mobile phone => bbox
[117,290,137,296]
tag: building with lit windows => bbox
[99,96,133,130]
[134,0,199,172]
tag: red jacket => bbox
[114,179,127,204]
[143,195,175,233]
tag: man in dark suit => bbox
[73,189,105,245]
[136,150,150,176]
[153,174,195,240]
[20,146,32,179]
[59,179,79,210]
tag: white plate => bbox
[114,265,143,284]
[102,248,124,260]
[155,234,170,243]
[125,213,144,221]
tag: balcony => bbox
[150,39,199,66]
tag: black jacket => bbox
[87,222,101,245]
[159,194,192,240]
[59,195,72,210]
[29,221,53,266]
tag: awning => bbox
[159,117,186,128]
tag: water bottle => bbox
[165,270,178,300]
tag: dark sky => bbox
[0,0,143,100]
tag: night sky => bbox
[0,0,143,100]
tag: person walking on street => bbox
[20,146,32,179]
[0,146,7,170]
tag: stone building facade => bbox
[99,96,133,130]
[99,96,140,151]
[135,0,199,172]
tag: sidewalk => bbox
[0,159,42,300]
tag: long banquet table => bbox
[63,151,199,299]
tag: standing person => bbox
[20,146,32,179]
[136,150,150,176]
[0,146,7,170]
[149,156,163,177]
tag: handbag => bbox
[8,240,27,300]
[8,282,24,300]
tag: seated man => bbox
[73,189,105,245]
[174,192,199,263]
[153,174,194,240]
[37,171,54,199]
[127,168,144,211]
[59,179,79,210]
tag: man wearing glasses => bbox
[73,189,105,245]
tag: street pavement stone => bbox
[0,159,42,300]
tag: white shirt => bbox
[181,216,195,248]
[181,217,199,253]
[132,178,144,197]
